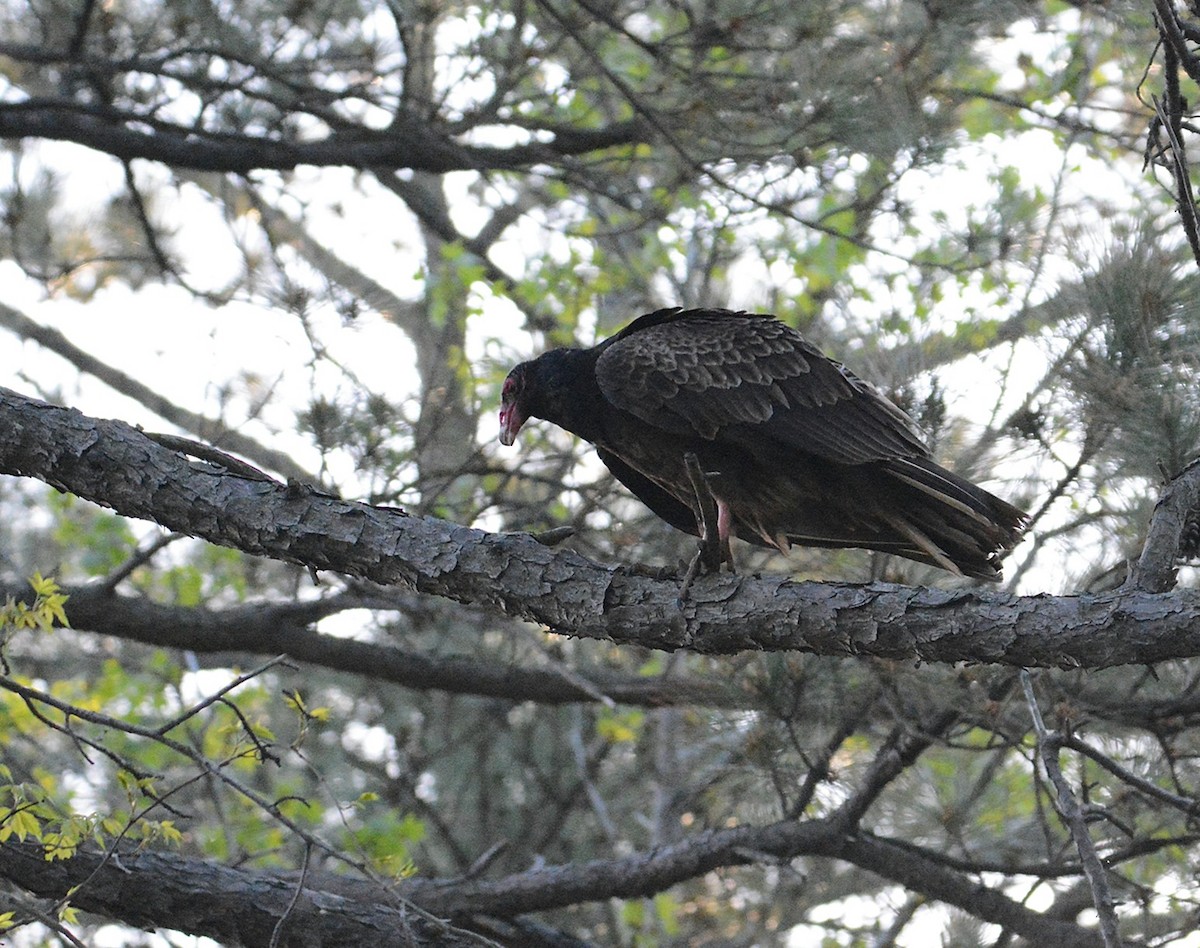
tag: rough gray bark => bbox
[1125,456,1200,593]
[0,385,1197,669]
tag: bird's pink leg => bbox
[717,498,735,569]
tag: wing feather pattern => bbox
[595,309,929,465]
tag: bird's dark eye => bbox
[502,374,521,400]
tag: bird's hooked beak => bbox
[499,366,531,446]
[499,401,526,446]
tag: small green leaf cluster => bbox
[0,572,69,639]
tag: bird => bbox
[498,307,1028,580]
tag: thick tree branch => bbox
[410,817,1101,946]
[2,386,1200,669]
[0,819,1103,948]
[0,841,482,948]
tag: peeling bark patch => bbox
[429,544,460,575]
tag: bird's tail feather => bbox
[880,513,967,576]
[878,458,1028,580]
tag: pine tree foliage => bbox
[1063,231,1200,480]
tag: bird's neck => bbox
[530,347,606,443]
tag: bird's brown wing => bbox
[594,309,930,465]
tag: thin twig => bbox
[269,841,311,948]
[11,899,89,948]
[1150,90,1200,267]
[140,431,277,482]
[1062,733,1200,818]
[0,674,362,874]
[536,644,617,709]
[1021,670,1125,948]
[99,531,185,593]
[1149,0,1200,266]
[154,655,294,736]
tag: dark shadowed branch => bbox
[1149,0,1200,267]
[0,580,740,709]
[0,100,646,174]
[0,840,486,948]
[0,807,1106,948]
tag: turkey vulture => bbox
[499,308,1028,580]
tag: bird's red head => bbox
[499,365,529,446]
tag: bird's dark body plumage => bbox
[499,308,1028,580]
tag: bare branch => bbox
[0,840,487,948]
[1149,0,1200,267]
[0,820,1104,948]
[0,579,740,709]
[1124,457,1200,592]
[1062,732,1200,817]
